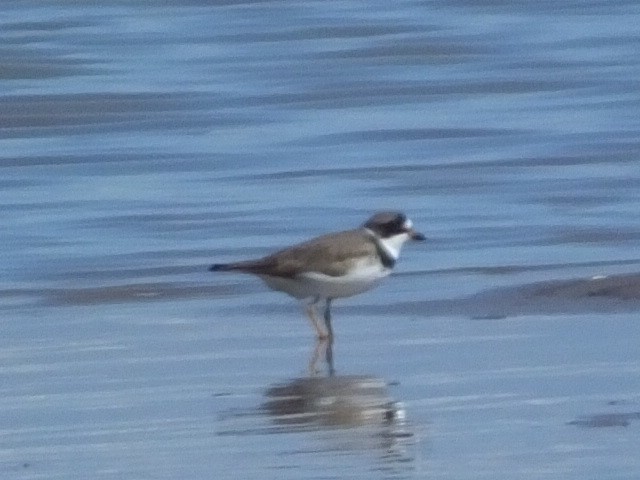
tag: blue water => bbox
[2,1,640,479]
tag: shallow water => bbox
[2,1,640,479]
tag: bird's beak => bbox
[408,229,426,241]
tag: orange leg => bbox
[305,303,328,339]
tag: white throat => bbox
[365,228,410,261]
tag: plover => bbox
[209,211,425,338]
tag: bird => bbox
[209,211,425,339]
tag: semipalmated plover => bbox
[209,211,425,338]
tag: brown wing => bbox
[224,229,377,278]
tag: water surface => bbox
[2,1,640,479]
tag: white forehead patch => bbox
[403,218,413,230]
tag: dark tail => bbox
[209,263,233,272]
[208,259,271,274]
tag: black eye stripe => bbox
[380,216,407,237]
[363,212,408,238]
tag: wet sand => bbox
[397,272,640,319]
[5,270,640,314]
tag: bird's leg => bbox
[324,334,335,376]
[305,297,328,339]
[308,339,324,375]
[308,337,335,376]
[323,298,334,339]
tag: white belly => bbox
[258,262,391,300]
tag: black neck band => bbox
[373,239,396,269]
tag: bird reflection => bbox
[214,337,415,470]
[263,338,410,434]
